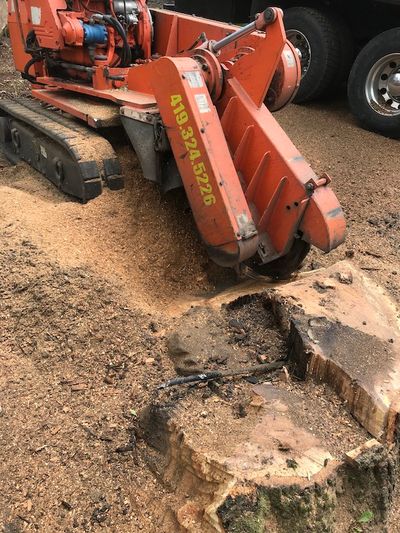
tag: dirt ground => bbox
[277,100,400,306]
[0,23,399,533]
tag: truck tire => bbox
[348,28,400,138]
[284,7,353,103]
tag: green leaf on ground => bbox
[358,510,374,524]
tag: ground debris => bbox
[0,231,172,531]
[157,361,284,390]
[61,500,73,511]
[91,503,111,524]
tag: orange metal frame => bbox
[7,2,345,268]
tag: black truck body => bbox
[171,0,400,137]
[174,0,400,44]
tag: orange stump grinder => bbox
[3,1,345,277]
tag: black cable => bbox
[22,30,46,83]
[22,57,40,82]
[186,32,207,52]
[107,18,127,65]
[111,17,131,66]
[103,15,132,67]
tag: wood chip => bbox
[249,395,266,409]
[345,439,381,466]
[71,383,87,392]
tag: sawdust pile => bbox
[0,143,216,311]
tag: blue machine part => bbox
[82,23,108,45]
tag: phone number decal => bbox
[170,94,216,207]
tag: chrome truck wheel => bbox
[348,28,400,138]
[365,53,400,116]
[286,29,312,78]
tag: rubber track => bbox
[0,98,117,169]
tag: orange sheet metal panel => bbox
[130,55,259,266]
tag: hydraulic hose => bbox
[103,15,132,67]
[22,57,40,82]
[22,30,48,84]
